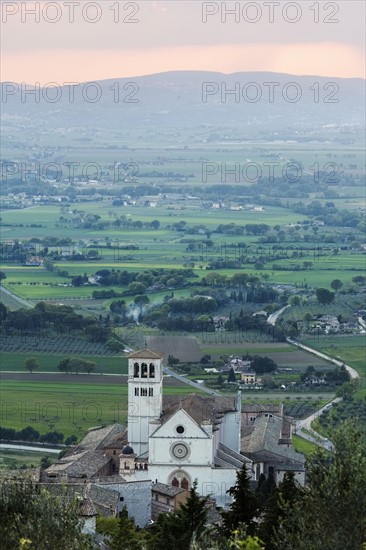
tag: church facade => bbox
[127,350,251,507]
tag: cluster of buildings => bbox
[310,314,359,335]
[36,349,304,532]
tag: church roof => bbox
[152,482,186,497]
[103,428,128,450]
[128,349,164,359]
[161,394,237,425]
[79,497,97,517]
[45,450,112,479]
[240,415,305,467]
[121,445,135,455]
[73,424,125,452]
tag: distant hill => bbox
[1,71,365,137]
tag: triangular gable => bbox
[150,408,211,440]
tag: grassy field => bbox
[301,335,366,398]
[292,434,319,457]
[0,379,199,439]
[200,341,331,368]
[281,296,365,323]
[0,352,128,374]
[0,449,58,470]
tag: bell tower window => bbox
[141,363,148,378]
[149,363,155,378]
[133,363,139,378]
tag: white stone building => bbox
[127,350,250,507]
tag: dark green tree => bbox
[65,435,78,446]
[57,358,71,374]
[0,476,94,550]
[316,288,335,305]
[0,302,8,324]
[149,480,209,550]
[18,426,40,442]
[330,279,343,292]
[25,357,39,374]
[227,368,237,383]
[250,356,277,375]
[105,506,144,550]
[40,456,52,469]
[221,464,259,536]
[258,472,304,549]
[273,421,366,550]
[256,470,276,507]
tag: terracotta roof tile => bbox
[128,349,164,359]
[161,394,237,425]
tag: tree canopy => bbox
[0,476,94,550]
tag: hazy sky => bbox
[1,0,365,83]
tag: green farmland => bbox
[0,379,198,439]
[0,352,128,374]
[301,335,366,396]
[0,449,58,470]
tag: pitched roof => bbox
[128,349,164,359]
[103,429,128,450]
[161,394,237,425]
[39,482,120,517]
[79,497,97,517]
[241,415,305,467]
[88,484,120,516]
[45,450,112,479]
[152,482,186,497]
[73,424,125,452]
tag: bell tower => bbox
[127,349,164,456]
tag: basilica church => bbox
[45,348,305,514]
[126,349,250,506]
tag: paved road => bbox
[265,306,361,451]
[287,338,359,379]
[286,338,360,451]
[267,305,290,326]
[163,367,220,396]
[0,285,33,309]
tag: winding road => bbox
[163,367,220,396]
[282,325,360,450]
[0,285,33,309]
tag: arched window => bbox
[133,363,139,378]
[181,478,189,490]
[134,388,139,396]
[149,388,153,397]
[169,470,191,489]
[141,363,148,378]
[149,363,155,378]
